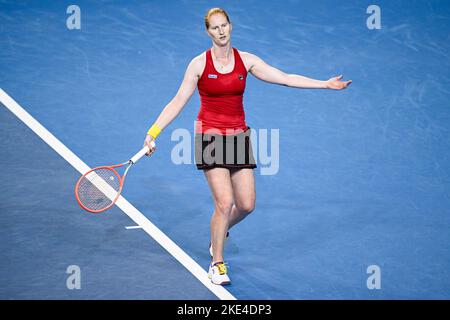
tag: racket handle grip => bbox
[130,141,156,164]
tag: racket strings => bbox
[77,168,121,211]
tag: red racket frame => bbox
[74,164,125,214]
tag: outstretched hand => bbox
[326,75,352,90]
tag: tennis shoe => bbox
[208,261,231,285]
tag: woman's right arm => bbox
[144,56,202,154]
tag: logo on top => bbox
[208,74,218,79]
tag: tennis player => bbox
[144,8,352,285]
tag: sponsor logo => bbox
[208,74,218,79]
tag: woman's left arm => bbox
[246,53,352,90]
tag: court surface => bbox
[1,0,450,299]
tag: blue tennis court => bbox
[1,0,450,300]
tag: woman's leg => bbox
[204,167,234,263]
[228,168,256,229]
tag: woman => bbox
[143,8,352,286]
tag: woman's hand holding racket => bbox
[143,134,157,156]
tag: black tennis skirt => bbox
[195,127,257,170]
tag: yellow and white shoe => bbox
[209,232,229,257]
[208,261,231,286]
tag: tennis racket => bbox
[75,141,155,213]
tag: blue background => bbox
[1,0,449,299]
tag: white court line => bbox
[125,225,143,230]
[0,88,236,301]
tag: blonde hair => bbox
[204,8,231,29]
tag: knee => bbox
[215,199,234,216]
[236,200,255,215]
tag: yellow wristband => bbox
[147,123,162,139]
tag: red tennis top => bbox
[196,48,248,135]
